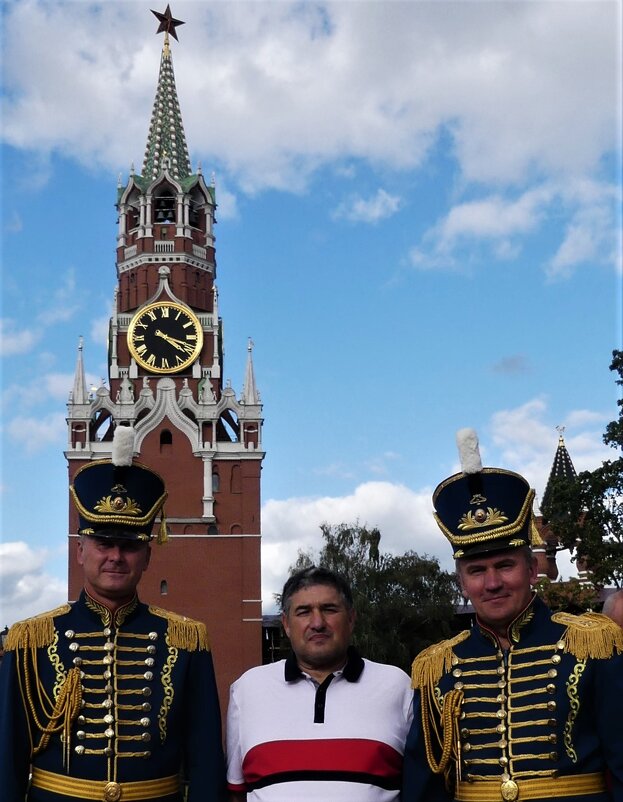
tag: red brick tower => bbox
[65,8,264,707]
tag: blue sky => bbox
[1,0,622,627]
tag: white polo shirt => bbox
[226,649,413,801]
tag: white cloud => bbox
[1,2,618,192]
[261,481,439,612]
[0,319,41,356]
[0,541,67,628]
[332,188,401,224]
[5,413,67,453]
[409,178,619,277]
[36,271,81,325]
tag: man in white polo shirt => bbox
[226,566,413,801]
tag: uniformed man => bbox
[0,425,226,802]
[402,429,623,802]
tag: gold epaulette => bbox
[411,630,470,690]
[148,605,210,652]
[552,611,623,660]
[5,605,72,651]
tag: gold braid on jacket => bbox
[411,631,470,787]
[6,607,83,768]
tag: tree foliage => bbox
[542,350,623,588]
[283,522,461,672]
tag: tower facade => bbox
[65,14,263,705]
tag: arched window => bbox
[212,470,220,492]
[153,186,176,223]
[160,580,168,595]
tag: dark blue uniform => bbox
[402,595,623,802]
[0,591,226,802]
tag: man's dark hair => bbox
[281,566,353,615]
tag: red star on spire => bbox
[151,5,185,42]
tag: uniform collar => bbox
[476,591,542,647]
[81,589,140,628]
[284,645,364,682]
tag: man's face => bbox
[282,583,355,676]
[458,549,537,636]
[77,536,151,608]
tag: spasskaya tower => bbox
[65,6,264,703]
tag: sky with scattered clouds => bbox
[1,0,622,628]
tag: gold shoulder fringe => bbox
[411,630,470,690]
[148,605,210,652]
[5,604,72,651]
[552,611,623,660]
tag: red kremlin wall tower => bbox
[65,10,263,706]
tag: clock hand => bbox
[155,329,186,352]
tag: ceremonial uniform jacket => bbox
[402,595,623,802]
[0,591,226,802]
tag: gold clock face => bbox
[127,302,203,374]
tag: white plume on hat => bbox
[112,425,135,467]
[456,428,483,474]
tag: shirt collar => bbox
[284,645,364,683]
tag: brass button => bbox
[551,653,561,664]
[547,668,558,679]
[103,781,122,802]
[104,641,114,652]
[547,701,557,711]
[103,655,113,665]
[501,779,519,801]
[104,714,114,725]
[142,702,151,712]
[549,733,557,743]
[105,728,115,739]
[75,745,85,755]
[452,668,462,678]
[77,731,86,740]
[103,627,111,637]
[65,630,75,639]
[461,728,470,739]
[147,645,156,654]
[73,657,82,666]
[140,717,150,727]
[496,723,506,733]
[142,687,152,697]
[144,671,153,681]
[455,681,464,690]
[546,683,556,694]
[141,732,151,742]
[149,632,158,640]
[69,642,79,652]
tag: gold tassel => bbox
[411,630,470,690]
[421,687,464,777]
[33,667,83,763]
[5,606,71,651]
[157,508,169,544]
[553,611,623,660]
[148,606,210,651]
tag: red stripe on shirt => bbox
[241,738,403,785]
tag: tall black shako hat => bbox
[70,425,168,543]
[433,429,539,559]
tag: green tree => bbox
[542,350,623,589]
[283,522,461,672]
